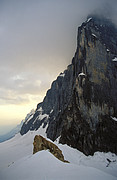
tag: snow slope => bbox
[0,109,35,143]
[0,126,117,180]
[0,120,23,143]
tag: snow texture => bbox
[0,128,117,180]
[87,17,92,23]
[112,57,117,62]
[92,33,97,38]
[50,109,53,114]
[78,72,86,76]
[37,107,43,112]
[33,107,49,124]
[111,117,117,122]
[59,73,65,77]
[25,109,35,124]
[38,113,49,121]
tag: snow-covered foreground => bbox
[0,126,117,180]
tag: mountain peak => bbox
[87,14,112,24]
[78,14,117,56]
[20,16,117,155]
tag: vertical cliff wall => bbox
[20,15,117,155]
[59,15,117,155]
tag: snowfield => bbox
[0,126,117,180]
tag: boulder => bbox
[33,135,69,163]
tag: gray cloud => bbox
[0,0,117,105]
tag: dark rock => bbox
[20,15,117,155]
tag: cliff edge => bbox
[20,15,117,155]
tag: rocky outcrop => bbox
[33,135,69,163]
[21,15,117,155]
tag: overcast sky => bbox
[0,0,117,134]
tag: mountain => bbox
[20,15,117,155]
[0,120,23,143]
[0,109,35,143]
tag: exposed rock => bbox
[33,135,69,163]
[59,15,117,155]
[21,15,117,155]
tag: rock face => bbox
[20,15,117,155]
[33,135,69,163]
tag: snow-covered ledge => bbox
[78,72,86,77]
[112,57,117,62]
[111,117,117,122]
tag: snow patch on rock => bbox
[78,72,86,76]
[112,57,117,62]
[87,17,92,23]
[59,72,65,77]
[111,117,117,122]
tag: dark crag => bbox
[21,15,117,155]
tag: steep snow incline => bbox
[0,128,117,180]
